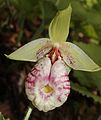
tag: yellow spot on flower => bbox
[42,84,54,93]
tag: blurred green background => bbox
[0,0,101,120]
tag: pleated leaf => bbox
[49,5,72,43]
[5,38,52,62]
[71,81,101,104]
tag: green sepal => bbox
[49,5,72,43]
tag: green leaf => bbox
[83,24,98,39]
[45,0,70,10]
[0,0,3,5]
[0,112,10,120]
[74,71,101,93]
[10,0,39,14]
[71,81,101,104]
[5,38,52,62]
[49,5,72,43]
[55,0,70,10]
[40,0,57,21]
[60,42,101,72]
[73,42,101,93]
[86,0,98,8]
[0,113,5,120]
[74,42,101,65]
[72,0,101,28]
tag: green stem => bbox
[24,107,33,120]
[17,15,25,44]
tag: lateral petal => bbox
[60,42,101,72]
[5,38,52,62]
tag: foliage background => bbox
[0,0,101,119]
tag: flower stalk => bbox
[24,107,33,120]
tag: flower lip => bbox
[25,56,71,112]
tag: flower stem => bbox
[24,107,33,120]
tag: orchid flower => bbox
[5,5,101,112]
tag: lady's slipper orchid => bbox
[5,5,101,112]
